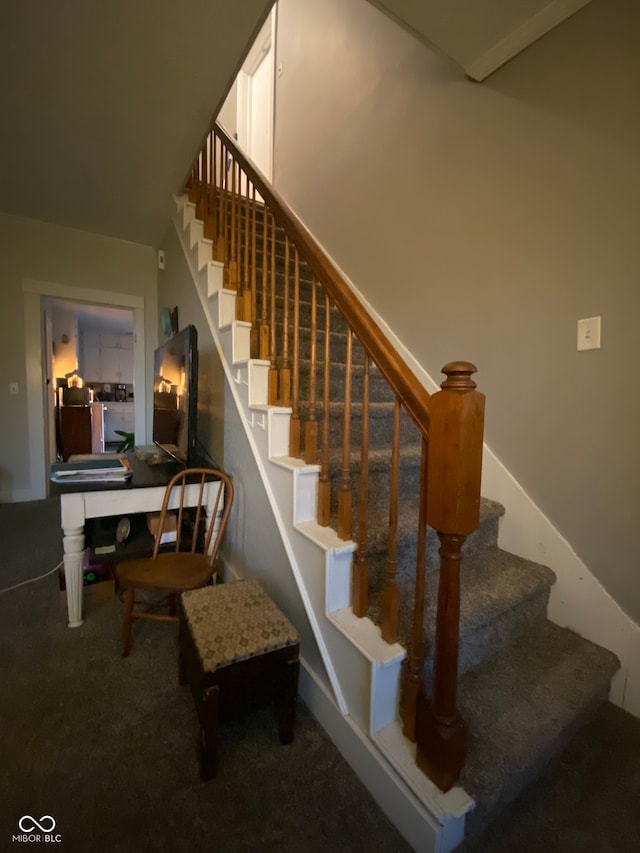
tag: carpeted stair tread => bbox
[449,548,555,635]
[364,495,504,560]
[458,619,620,837]
[370,545,555,678]
[425,548,555,677]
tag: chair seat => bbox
[117,552,212,592]
[181,579,299,674]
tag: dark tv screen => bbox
[152,325,198,465]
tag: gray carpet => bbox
[0,497,410,853]
[2,499,640,853]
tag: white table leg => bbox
[63,525,85,627]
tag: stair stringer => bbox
[173,195,475,850]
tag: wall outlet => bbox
[577,316,601,351]
[158,249,165,270]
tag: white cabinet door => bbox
[80,331,102,381]
[100,347,120,383]
[118,346,134,383]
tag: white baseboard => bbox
[298,660,457,853]
[481,450,640,718]
[0,488,37,503]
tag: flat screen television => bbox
[152,325,198,466]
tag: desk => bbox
[52,455,223,628]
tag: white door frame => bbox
[236,8,276,181]
[22,279,146,500]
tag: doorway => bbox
[221,8,276,182]
[43,298,136,463]
[23,280,146,500]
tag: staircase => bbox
[172,132,619,851]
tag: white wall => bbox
[272,0,640,622]
[0,212,157,502]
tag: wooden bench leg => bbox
[277,657,299,745]
[198,685,220,781]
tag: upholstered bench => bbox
[179,578,300,780]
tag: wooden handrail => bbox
[213,123,431,439]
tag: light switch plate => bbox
[577,316,601,351]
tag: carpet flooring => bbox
[0,498,410,853]
[1,497,639,852]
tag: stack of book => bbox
[50,457,132,484]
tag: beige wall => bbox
[0,212,157,501]
[51,304,79,378]
[273,0,640,619]
[157,225,226,469]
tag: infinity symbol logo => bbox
[18,815,56,832]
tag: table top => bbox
[50,452,183,495]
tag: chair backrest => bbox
[152,467,234,566]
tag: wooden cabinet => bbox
[80,331,134,383]
[60,406,92,461]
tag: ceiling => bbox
[55,300,134,335]
[0,0,273,248]
[368,0,592,80]
[0,0,589,249]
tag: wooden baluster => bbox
[352,351,370,617]
[250,186,259,359]
[228,159,238,289]
[318,293,331,526]
[415,362,484,792]
[289,249,301,457]
[401,437,429,741]
[205,132,217,244]
[243,173,253,322]
[381,397,401,642]
[221,143,230,276]
[196,149,205,220]
[280,236,291,405]
[304,278,318,464]
[237,170,250,321]
[268,214,278,404]
[259,204,270,360]
[337,328,353,541]
[202,134,212,239]
[188,163,197,203]
[215,138,226,263]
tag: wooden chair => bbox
[115,467,234,657]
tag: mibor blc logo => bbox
[12,815,62,844]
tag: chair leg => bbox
[122,587,135,658]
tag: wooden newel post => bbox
[415,361,485,792]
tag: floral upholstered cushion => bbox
[181,579,299,673]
